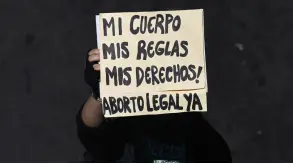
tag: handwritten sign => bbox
[97,9,207,117]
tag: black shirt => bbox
[76,105,232,162]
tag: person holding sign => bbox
[76,48,232,163]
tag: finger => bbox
[88,49,100,56]
[88,54,100,62]
[93,64,100,71]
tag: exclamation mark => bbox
[195,66,203,84]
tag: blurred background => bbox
[1,0,293,162]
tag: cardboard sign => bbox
[97,9,207,117]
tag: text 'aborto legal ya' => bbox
[101,13,203,88]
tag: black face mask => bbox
[84,52,100,97]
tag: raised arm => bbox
[76,49,127,162]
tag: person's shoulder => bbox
[186,119,232,162]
